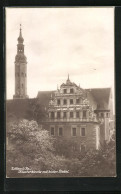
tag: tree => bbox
[6,119,61,177]
[25,99,47,122]
[78,131,116,177]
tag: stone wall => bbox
[41,121,99,150]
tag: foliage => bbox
[53,133,116,177]
[7,119,67,177]
[78,132,116,177]
[6,119,116,177]
[53,138,86,159]
[25,99,46,122]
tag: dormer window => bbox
[63,99,67,105]
[57,112,61,119]
[70,88,74,93]
[51,112,54,119]
[101,113,104,118]
[106,112,110,118]
[76,98,80,104]
[70,112,73,118]
[76,111,79,118]
[64,89,67,94]
[70,99,73,105]
[57,99,60,105]
[63,112,67,118]
[83,110,86,118]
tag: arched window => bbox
[22,84,23,88]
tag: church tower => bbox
[13,25,29,99]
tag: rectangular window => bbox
[51,112,54,119]
[76,98,80,104]
[101,113,104,118]
[80,144,86,152]
[81,128,86,136]
[70,112,73,118]
[50,127,55,136]
[63,112,67,118]
[83,110,86,118]
[70,99,73,104]
[76,111,79,118]
[72,128,76,136]
[57,99,60,105]
[106,113,109,118]
[64,89,67,94]
[58,127,63,136]
[57,112,60,119]
[63,99,67,105]
[70,88,74,93]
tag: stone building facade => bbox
[13,25,29,99]
[40,76,113,151]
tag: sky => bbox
[6,7,114,100]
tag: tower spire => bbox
[66,74,71,84]
[13,25,29,99]
[18,24,24,43]
[20,24,22,36]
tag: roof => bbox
[37,91,56,107]
[37,88,111,110]
[86,88,111,103]
[86,88,111,110]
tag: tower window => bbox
[17,73,19,77]
[81,128,86,136]
[70,88,74,93]
[21,72,24,76]
[58,127,63,136]
[50,127,55,136]
[70,112,73,118]
[51,112,54,119]
[63,99,67,105]
[72,128,76,136]
[57,112,61,119]
[57,99,60,105]
[64,89,67,94]
[83,110,86,118]
[22,84,23,88]
[70,99,73,104]
[76,112,79,118]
